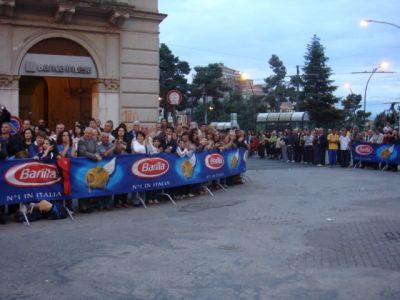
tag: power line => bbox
[166,43,400,72]
[250,70,399,80]
[167,43,266,62]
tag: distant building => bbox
[0,0,166,129]
[219,63,265,98]
[220,64,241,92]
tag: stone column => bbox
[92,79,120,124]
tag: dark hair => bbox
[74,124,83,137]
[57,130,72,146]
[166,126,174,132]
[36,130,47,139]
[118,122,127,130]
[153,136,161,142]
[189,128,199,145]
[44,138,59,157]
[22,128,35,143]
[115,125,129,143]
[136,131,146,140]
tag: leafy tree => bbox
[263,55,289,111]
[340,93,371,129]
[374,104,399,129]
[191,63,231,123]
[374,112,387,129]
[341,93,365,128]
[301,35,342,127]
[225,92,253,130]
[159,43,190,117]
[288,67,303,110]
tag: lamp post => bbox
[363,62,389,122]
[360,19,400,30]
[360,19,398,126]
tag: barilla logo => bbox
[355,144,374,156]
[205,153,224,170]
[5,162,60,187]
[131,158,169,178]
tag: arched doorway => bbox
[19,38,98,129]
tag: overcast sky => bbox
[158,0,400,115]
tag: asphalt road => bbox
[1,157,400,300]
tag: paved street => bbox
[1,157,400,300]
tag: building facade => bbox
[0,0,165,129]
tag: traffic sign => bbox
[9,116,22,135]
[166,90,183,106]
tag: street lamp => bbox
[360,19,400,30]
[240,73,255,96]
[363,61,389,122]
[344,83,353,94]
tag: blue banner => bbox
[352,142,400,164]
[0,148,247,205]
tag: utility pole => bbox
[203,89,207,124]
[296,65,300,111]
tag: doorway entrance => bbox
[18,38,98,129]
[19,76,93,129]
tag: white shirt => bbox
[339,135,351,150]
[371,133,384,144]
[147,143,160,154]
[176,147,193,158]
[132,140,146,154]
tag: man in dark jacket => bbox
[162,126,177,153]
[1,122,19,157]
[0,105,11,128]
[286,129,295,162]
[0,136,7,160]
[315,128,327,166]
[0,135,7,224]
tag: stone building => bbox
[0,0,165,129]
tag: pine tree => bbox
[301,35,342,127]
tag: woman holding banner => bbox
[113,125,131,208]
[20,128,36,158]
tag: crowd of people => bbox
[0,105,249,224]
[247,125,399,171]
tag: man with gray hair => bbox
[96,132,115,210]
[128,120,141,142]
[77,127,102,213]
[103,120,115,142]
[99,132,115,157]
[78,127,102,162]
